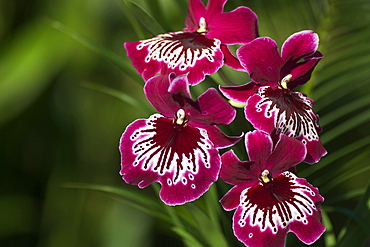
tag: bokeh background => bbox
[1,0,369,246]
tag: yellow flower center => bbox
[176,109,186,125]
[280,74,292,89]
[197,17,207,33]
[261,170,271,183]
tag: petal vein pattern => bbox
[238,172,316,234]
[255,86,319,142]
[130,114,212,186]
[137,31,221,71]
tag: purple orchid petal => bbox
[245,130,273,167]
[237,37,283,85]
[220,186,249,211]
[207,7,259,44]
[244,93,276,133]
[219,82,260,103]
[185,0,206,31]
[120,114,221,205]
[124,41,162,82]
[167,73,192,98]
[125,31,224,86]
[190,87,236,126]
[221,45,246,71]
[289,177,325,244]
[205,126,242,149]
[233,206,288,247]
[232,171,325,247]
[245,86,326,162]
[304,139,327,164]
[220,150,258,186]
[144,74,181,117]
[288,51,323,89]
[205,0,227,21]
[265,134,306,174]
[281,30,319,63]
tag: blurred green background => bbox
[0,0,369,246]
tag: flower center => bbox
[197,17,207,33]
[260,169,271,183]
[176,109,187,125]
[280,74,292,89]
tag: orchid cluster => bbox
[119,0,327,246]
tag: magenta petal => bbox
[167,73,192,99]
[245,93,276,133]
[220,82,260,103]
[144,74,179,116]
[237,37,283,85]
[120,115,221,205]
[265,135,306,174]
[233,206,288,247]
[289,180,325,244]
[191,88,236,126]
[288,51,323,89]
[220,186,247,211]
[304,139,327,164]
[185,0,206,31]
[205,0,227,21]
[124,41,162,82]
[281,30,319,63]
[205,126,242,149]
[221,45,246,71]
[207,7,259,44]
[245,130,273,166]
[220,150,258,185]
[232,172,325,246]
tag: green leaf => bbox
[172,227,204,247]
[62,183,165,217]
[46,19,142,83]
[123,0,165,36]
[335,183,370,247]
[0,21,70,125]
[81,81,153,114]
[322,209,336,247]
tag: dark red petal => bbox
[205,126,242,149]
[220,82,260,103]
[220,150,258,186]
[237,37,283,85]
[245,130,273,167]
[185,0,206,31]
[207,7,259,44]
[144,74,180,117]
[281,30,319,63]
[265,134,306,174]
[288,51,323,89]
[221,45,246,71]
[205,0,227,21]
[191,88,236,126]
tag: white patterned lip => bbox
[130,114,213,185]
[255,86,319,142]
[136,31,221,71]
[238,171,317,234]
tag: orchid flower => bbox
[124,0,258,85]
[119,73,241,205]
[220,30,326,163]
[220,130,325,247]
